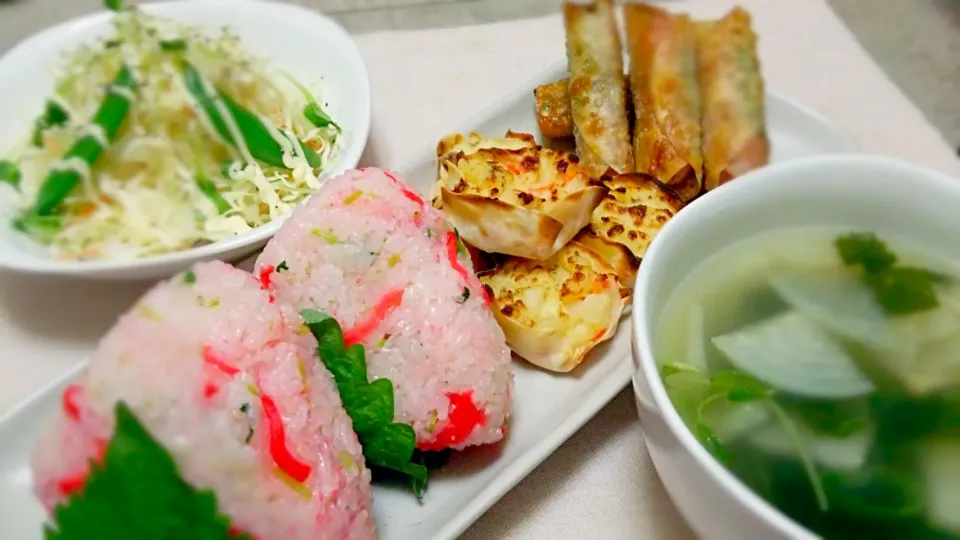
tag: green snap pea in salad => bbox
[0,0,342,261]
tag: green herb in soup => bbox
[657,228,960,539]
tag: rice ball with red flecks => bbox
[255,167,514,451]
[30,261,375,540]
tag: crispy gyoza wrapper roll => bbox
[534,79,575,139]
[625,4,703,202]
[698,7,769,191]
[533,78,632,140]
[563,0,634,178]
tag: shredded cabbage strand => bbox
[11,9,340,260]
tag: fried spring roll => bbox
[698,7,769,191]
[534,79,575,139]
[625,4,703,202]
[563,0,634,178]
[533,78,632,140]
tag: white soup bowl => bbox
[631,154,960,540]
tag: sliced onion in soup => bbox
[748,419,874,472]
[921,437,960,534]
[701,400,771,443]
[768,270,914,357]
[686,303,709,371]
[713,311,875,399]
[892,332,960,395]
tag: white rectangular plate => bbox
[0,60,859,540]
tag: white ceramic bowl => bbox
[631,155,960,540]
[0,0,370,280]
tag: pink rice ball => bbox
[256,167,514,451]
[31,261,375,540]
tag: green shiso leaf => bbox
[301,309,429,499]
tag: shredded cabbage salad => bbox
[2,5,341,261]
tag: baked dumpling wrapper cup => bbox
[479,240,629,373]
[573,229,640,289]
[435,131,608,261]
[574,173,684,289]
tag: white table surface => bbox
[2,0,959,538]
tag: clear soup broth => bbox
[656,227,960,540]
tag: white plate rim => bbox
[398,59,860,540]
[0,0,372,278]
[0,58,860,540]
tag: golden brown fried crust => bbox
[532,77,633,141]
[564,0,634,177]
[479,240,627,373]
[534,79,576,139]
[435,131,608,260]
[585,173,683,262]
[572,229,640,289]
[698,7,768,190]
[625,3,704,202]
